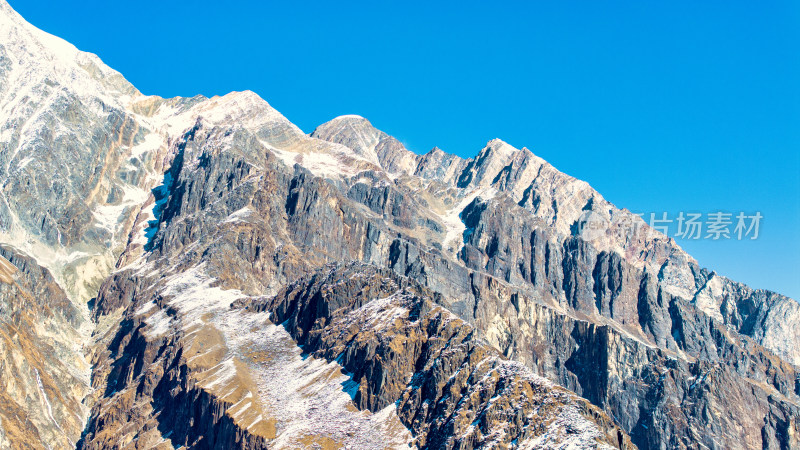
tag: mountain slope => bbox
[313,113,800,367]
[311,115,800,448]
[0,1,797,449]
[246,263,631,449]
[78,109,631,449]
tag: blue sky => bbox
[10,0,800,298]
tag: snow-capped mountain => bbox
[0,1,797,449]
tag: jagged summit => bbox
[485,137,518,152]
[307,104,800,378]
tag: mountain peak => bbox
[486,137,513,147]
[0,0,138,103]
[330,114,370,122]
[311,115,385,166]
[483,137,519,156]
[312,114,376,137]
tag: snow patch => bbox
[212,308,413,448]
[519,403,614,450]
[223,207,253,224]
[441,187,497,252]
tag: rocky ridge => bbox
[0,1,797,449]
[243,263,632,449]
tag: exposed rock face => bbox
[74,109,631,448]
[312,116,800,448]
[0,246,88,448]
[0,1,797,449]
[77,121,418,448]
[244,263,631,449]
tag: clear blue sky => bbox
[10,0,800,299]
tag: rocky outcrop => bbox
[245,263,632,449]
[378,194,800,449]
[78,121,418,448]
[78,309,274,450]
[0,245,88,449]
